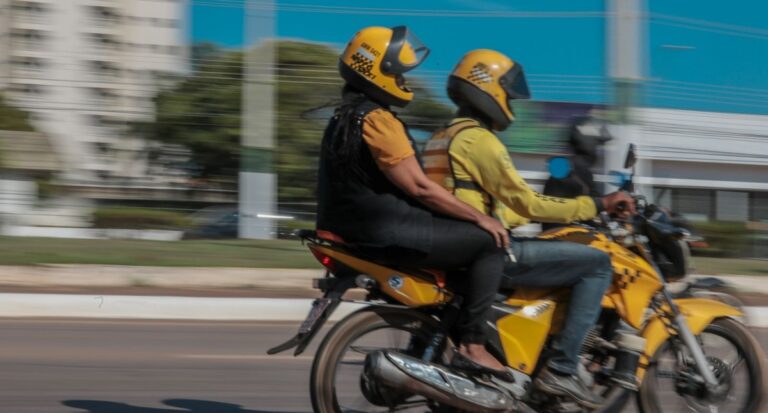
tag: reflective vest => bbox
[423,119,494,214]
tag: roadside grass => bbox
[0,236,764,275]
[0,237,321,268]
[692,256,768,276]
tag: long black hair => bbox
[321,84,381,183]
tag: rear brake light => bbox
[310,247,337,271]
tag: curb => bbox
[0,293,364,321]
[0,293,766,328]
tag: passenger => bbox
[424,49,635,408]
[316,28,511,376]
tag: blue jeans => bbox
[502,237,613,375]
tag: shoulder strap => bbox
[445,120,495,215]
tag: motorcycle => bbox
[269,145,766,413]
[545,138,745,312]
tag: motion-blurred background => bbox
[0,0,765,271]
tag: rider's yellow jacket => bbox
[424,118,599,228]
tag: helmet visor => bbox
[381,26,430,75]
[500,63,531,100]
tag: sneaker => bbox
[534,367,604,409]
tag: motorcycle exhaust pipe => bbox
[365,350,517,413]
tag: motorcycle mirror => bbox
[547,156,572,179]
[624,144,637,169]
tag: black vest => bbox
[316,97,432,252]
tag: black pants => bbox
[361,216,505,344]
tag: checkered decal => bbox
[349,47,376,80]
[616,267,642,290]
[466,63,493,84]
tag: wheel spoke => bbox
[329,320,439,413]
[728,354,745,375]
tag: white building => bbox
[0,0,189,181]
[511,106,768,225]
[622,107,768,224]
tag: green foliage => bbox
[691,221,755,257]
[0,93,35,132]
[134,47,242,179]
[0,236,321,268]
[93,207,193,230]
[138,41,453,210]
[274,41,343,208]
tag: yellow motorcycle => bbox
[269,148,766,413]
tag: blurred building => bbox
[0,129,90,227]
[629,107,768,224]
[507,104,768,226]
[0,0,189,182]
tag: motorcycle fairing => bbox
[540,226,662,329]
[309,244,453,307]
[495,298,559,375]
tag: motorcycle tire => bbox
[310,306,441,413]
[638,317,767,413]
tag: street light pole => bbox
[606,0,651,196]
[240,0,277,239]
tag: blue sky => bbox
[191,0,768,115]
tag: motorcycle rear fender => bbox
[266,275,356,356]
[636,297,743,382]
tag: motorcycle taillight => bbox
[310,247,337,272]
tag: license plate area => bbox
[299,298,332,334]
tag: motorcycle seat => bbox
[316,229,348,245]
[297,229,447,288]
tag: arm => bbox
[382,156,509,247]
[460,134,599,223]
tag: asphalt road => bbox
[0,319,765,413]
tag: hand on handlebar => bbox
[601,191,636,219]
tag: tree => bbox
[138,41,453,208]
[0,93,35,131]
[135,46,243,180]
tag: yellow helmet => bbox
[447,49,531,131]
[339,26,430,107]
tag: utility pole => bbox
[607,0,645,122]
[606,0,650,196]
[240,0,277,239]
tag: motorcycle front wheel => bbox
[638,317,767,413]
[310,306,443,413]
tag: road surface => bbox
[0,319,765,413]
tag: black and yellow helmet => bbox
[447,49,531,131]
[339,26,430,107]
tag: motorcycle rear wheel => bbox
[310,306,442,413]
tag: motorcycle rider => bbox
[316,27,513,377]
[542,115,612,230]
[424,49,635,408]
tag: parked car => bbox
[183,206,238,239]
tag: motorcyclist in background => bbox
[542,116,612,230]
[316,27,513,378]
[424,49,635,409]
